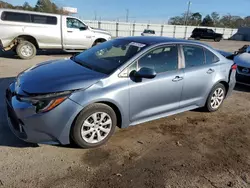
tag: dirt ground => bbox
[1,40,250,188]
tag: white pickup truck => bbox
[0,9,112,59]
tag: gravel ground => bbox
[0,40,250,188]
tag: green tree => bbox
[35,0,54,13]
[201,15,214,26]
[190,12,202,26]
[211,12,220,26]
[23,2,33,11]
[169,16,184,25]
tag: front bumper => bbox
[5,83,83,145]
[236,72,250,86]
[0,39,4,51]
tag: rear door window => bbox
[183,45,205,68]
[204,49,219,64]
[1,11,30,23]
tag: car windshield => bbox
[144,30,155,34]
[73,39,148,74]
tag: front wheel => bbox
[214,37,221,42]
[71,103,117,148]
[204,83,226,112]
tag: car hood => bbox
[90,27,111,36]
[16,58,107,94]
[234,53,250,68]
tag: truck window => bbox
[31,14,57,25]
[67,18,85,29]
[1,11,30,23]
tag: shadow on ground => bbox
[0,50,75,59]
[234,84,250,92]
[0,77,38,148]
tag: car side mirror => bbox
[79,26,87,31]
[135,67,156,79]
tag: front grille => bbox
[237,66,250,75]
[6,103,21,131]
[236,73,250,84]
[6,88,12,102]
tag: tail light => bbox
[231,64,237,70]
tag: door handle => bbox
[67,31,73,33]
[172,76,183,82]
[207,68,215,74]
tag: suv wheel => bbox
[16,41,37,59]
[214,37,221,42]
[205,83,226,112]
[71,103,117,148]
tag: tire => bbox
[195,37,200,40]
[71,103,117,148]
[16,41,37,60]
[214,37,221,42]
[204,83,226,112]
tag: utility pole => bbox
[126,9,129,22]
[94,11,97,20]
[184,1,191,25]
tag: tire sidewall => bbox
[71,104,117,148]
[206,83,226,112]
[16,41,37,60]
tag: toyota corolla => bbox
[6,36,236,148]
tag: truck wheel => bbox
[71,103,117,148]
[16,41,37,59]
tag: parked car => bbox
[141,29,156,36]
[6,36,236,148]
[190,28,223,42]
[219,45,250,86]
[0,8,112,59]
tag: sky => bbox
[7,0,250,23]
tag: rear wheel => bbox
[204,83,226,112]
[71,103,117,148]
[16,41,36,59]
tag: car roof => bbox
[118,36,208,46]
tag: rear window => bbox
[205,49,219,63]
[1,11,30,23]
[1,11,57,25]
[31,14,57,25]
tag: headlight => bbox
[19,91,72,113]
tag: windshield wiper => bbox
[70,56,95,71]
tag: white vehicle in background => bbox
[141,29,156,36]
[0,9,112,59]
[218,45,250,86]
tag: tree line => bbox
[0,0,68,14]
[169,12,250,28]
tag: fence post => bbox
[160,25,164,36]
[231,28,234,38]
[147,24,150,29]
[98,21,101,29]
[132,23,135,36]
[116,22,119,38]
[173,25,176,38]
[184,26,188,39]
